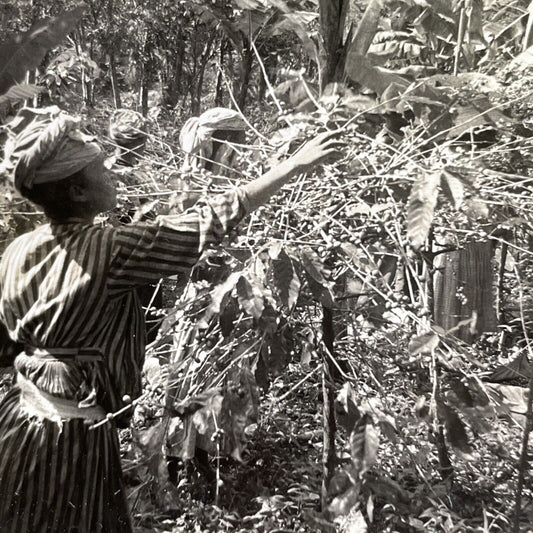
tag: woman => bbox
[108,108,148,168]
[0,106,342,532]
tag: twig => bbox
[276,365,321,402]
[212,412,222,507]
[89,390,150,430]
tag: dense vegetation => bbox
[2,1,533,531]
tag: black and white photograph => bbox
[0,1,532,531]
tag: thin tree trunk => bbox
[523,1,533,51]
[109,52,121,108]
[318,0,347,89]
[513,374,533,532]
[140,69,149,117]
[171,38,185,106]
[321,306,337,511]
[496,241,508,323]
[237,45,254,110]
[215,38,227,107]
[454,2,467,76]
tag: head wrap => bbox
[109,109,147,144]
[2,106,101,192]
[179,108,246,155]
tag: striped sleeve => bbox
[107,188,249,292]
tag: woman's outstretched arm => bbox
[243,130,344,211]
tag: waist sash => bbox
[17,348,106,423]
[25,345,104,362]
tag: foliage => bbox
[43,47,100,97]
[0,5,85,101]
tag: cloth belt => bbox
[25,346,104,362]
[17,373,106,423]
[17,346,106,423]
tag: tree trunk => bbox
[237,42,254,110]
[433,242,497,342]
[140,68,149,117]
[191,84,202,115]
[318,0,348,89]
[163,29,185,108]
[215,38,227,107]
[109,51,122,108]
[320,306,337,511]
[523,0,533,51]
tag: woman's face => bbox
[76,155,118,216]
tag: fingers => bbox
[319,138,347,158]
[322,138,346,149]
[324,147,343,157]
[315,129,343,145]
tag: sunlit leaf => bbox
[301,248,328,283]
[237,276,265,320]
[233,0,264,9]
[273,250,301,309]
[345,54,410,96]
[327,467,360,518]
[349,415,379,479]
[0,83,44,105]
[335,383,361,434]
[349,0,383,57]
[299,340,315,365]
[201,271,242,326]
[447,101,510,139]
[408,329,440,355]
[406,171,441,250]
[268,241,283,259]
[462,198,489,220]
[485,383,529,427]
[441,169,466,210]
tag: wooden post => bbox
[433,242,497,342]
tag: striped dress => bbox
[0,189,248,533]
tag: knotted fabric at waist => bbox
[17,372,106,423]
[24,345,104,362]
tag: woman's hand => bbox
[243,129,346,211]
[287,130,345,173]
